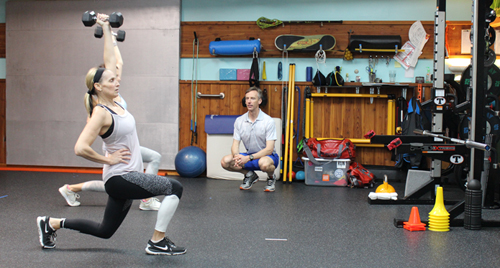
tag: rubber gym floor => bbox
[1,169,500,268]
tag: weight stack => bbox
[464,179,482,230]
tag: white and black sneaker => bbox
[145,237,186,255]
[37,216,57,249]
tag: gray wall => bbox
[6,0,180,169]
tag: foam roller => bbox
[209,40,261,56]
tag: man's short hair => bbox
[245,86,262,100]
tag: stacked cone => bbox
[428,186,450,232]
[403,206,426,231]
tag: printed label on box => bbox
[322,174,330,181]
[334,169,344,178]
[315,166,323,172]
[337,161,347,169]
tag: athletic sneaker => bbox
[145,237,187,255]
[264,174,276,192]
[58,184,80,207]
[139,198,161,211]
[239,171,259,190]
[37,216,57,249]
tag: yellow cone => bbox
[428,186,450,232]
[375,175,396,193]
[429,187,450,217]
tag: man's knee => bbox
[221,154,232,170]
[258,158,275,173]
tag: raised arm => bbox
[99,14,116,77]
[114,35,123,79]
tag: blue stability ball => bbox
[175,146,207,178]
[296,170,305,181]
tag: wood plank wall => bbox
[179,80,433,166]
[181,20,472,59]
[181,21,437,59]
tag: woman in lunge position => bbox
[58,21,162,212]
[37,14,185,255]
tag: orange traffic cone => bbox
[403,206,426,231]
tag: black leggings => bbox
[63,173,182,239]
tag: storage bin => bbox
[302,157,350,186]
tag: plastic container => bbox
[302,157,350,186]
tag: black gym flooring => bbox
[1,170,500,268]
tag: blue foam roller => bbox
[209,40,261,56]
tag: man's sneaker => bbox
[37,216,57,249]
[264,174,276,192]
[58,184,80,207]
[139,198,161,211]
[239,171,259,190]
[145,237,187,255]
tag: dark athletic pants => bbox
[63,173,183,239]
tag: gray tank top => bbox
[99,104,143,183]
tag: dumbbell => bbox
[94,26,126,42]
[82,11,124,28]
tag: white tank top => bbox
[99,105,143,183]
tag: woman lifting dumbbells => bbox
[37,13,186,255]
[58,16,162,212]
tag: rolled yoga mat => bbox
[209,39,261,56]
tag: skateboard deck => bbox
[275,34,336,52]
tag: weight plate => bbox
[460,64,500,97]
[458,107,500,145]
[485,48,496,67]
[488,26,496,46]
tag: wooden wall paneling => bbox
[446,21,472,57]
[181,21,443,59]
[181,22,290,58]
[179,80,421,166]
[265,84,280,119]
[178,82,193,150]
[230,84,246,115]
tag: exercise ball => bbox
[175,146,206,178]
[296,171,305,181]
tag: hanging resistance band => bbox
[191,32,199,145]
[249,50,260,87]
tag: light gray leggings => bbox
[82,146,161,192]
